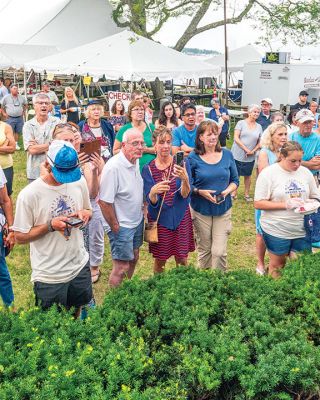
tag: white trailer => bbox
[242,62,320,109]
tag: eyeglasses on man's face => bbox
[127,141,145,147]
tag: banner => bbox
[108,91,132,111]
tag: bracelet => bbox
[47,219,55,232]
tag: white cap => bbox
[295,108,315,123]
[261,98,273,105]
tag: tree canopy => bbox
[110,0,320,51]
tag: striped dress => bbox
[148,160,195,260]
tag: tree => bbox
[110,0,320,51]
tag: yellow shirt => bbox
[0,122,13,169]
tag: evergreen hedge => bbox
[1,253,320,399]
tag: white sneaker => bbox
[15,143,20,150]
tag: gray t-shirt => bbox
[1,94,27,117]
[231,119,262,162]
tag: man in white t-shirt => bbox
[23,93,60,183]
[12,140,92,313]
[99,128,144,288]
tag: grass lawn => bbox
[7,136,258,309]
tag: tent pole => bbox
[223,0,229,107]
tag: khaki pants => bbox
[191,208,232,271]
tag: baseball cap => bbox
[299,90,309,96]
[295,108,315,123]
[47,140,81,184]
[87,100,102,106]
[261,97,273,105]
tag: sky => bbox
[154,4,320,60]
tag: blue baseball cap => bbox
[47,140,81,184]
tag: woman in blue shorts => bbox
[254,141,320,278]
[255,122,288,275]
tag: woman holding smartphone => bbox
[142,125,195,274]
[189,121,239,270]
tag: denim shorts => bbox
[261,229,311,256]
[6,116,24,134]
[255,209,263,235]
[107,219,144,261]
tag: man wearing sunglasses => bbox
[12,140,92,314]
[23,93,60,183]
[172,103,198,155]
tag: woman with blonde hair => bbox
[78,100,114,161]
[255,122,288,275]
[60,87,80,124]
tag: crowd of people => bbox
[0,83,319,315]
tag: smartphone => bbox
[215,194,225,204]
[174,151,184,167]
[65,217,83,227]
[80,139,101,156]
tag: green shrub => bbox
[1,254,320,399]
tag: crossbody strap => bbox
[148,162,173,223]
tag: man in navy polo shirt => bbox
[172,103,197,155]
[208,99,230,147]
[256,97,273,131]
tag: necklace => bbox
[42,175,68,197]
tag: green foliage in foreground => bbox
[1,253,320,399]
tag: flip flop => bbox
[91,270,101,284]
[255,267,266,276]
[244,196,253,202]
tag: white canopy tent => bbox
[0,0,121,50]
[207,45,263,72]
[25,31,220,82]
[0,44,59,69]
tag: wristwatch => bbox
[47,219,55,232]
[193,188,199,195]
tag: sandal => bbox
[244,196,253,202]
[91,270,101,284]
[255,267,266,276]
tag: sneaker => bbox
[15,143,21,150]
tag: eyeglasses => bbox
[127,141,145,147]
[131,108,144,112]
[35,101,51,106]
[183,112,196,117]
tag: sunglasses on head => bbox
[47,155,80,172]
[53,123,79,134]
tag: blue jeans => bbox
[0,233,14,306]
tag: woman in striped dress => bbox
[142,125,195,273]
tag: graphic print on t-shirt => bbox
[285,179,306,199]
[50,195,76,217]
